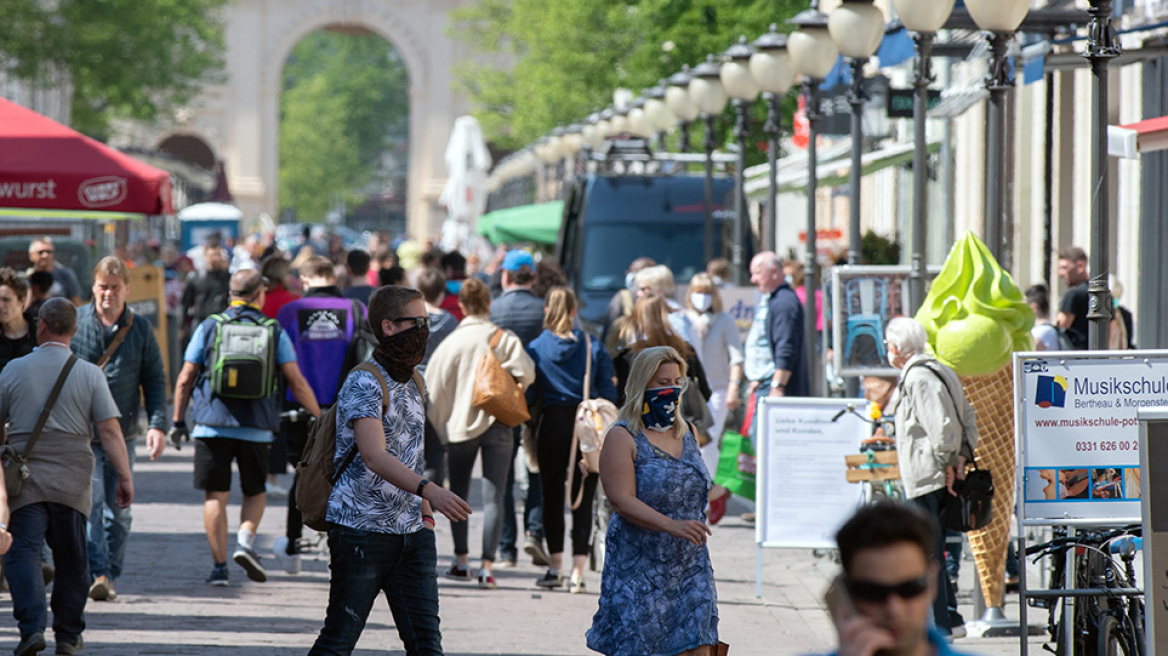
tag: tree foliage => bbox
[278,29,409,223]
[0,0,227,137]
[450,0,805,151]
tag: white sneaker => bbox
[272,536,301,575]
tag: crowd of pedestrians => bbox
[0,226,1074,656]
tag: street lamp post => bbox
[751,24,795,254]
[1084,0,1119,350]
[722,37,761,286]
[891,0,957,311]
[666,66,700,153]
[829,0,887,267]
[789,2,839,397]
[966,0,1030,264]
[643,81,676,152]
[689,54,729,265]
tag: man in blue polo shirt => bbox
[170,269,320,586]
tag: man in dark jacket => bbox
[71,257,168,602]
[179,245,231,348]
[745,252,808,402]
[489,249,549,567]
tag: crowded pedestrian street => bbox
[0,442,1038,655]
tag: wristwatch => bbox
[416,478,430,498]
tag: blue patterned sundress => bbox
[586,421,718,656]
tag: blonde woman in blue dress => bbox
[586,346,719,656]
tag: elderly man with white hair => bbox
[882,316,978,639]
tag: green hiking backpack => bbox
[208,311,279,400]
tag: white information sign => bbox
[1015,350,1168,522]
[756,397,868,549]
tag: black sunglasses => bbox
[393,315,431,330]
[844,575,930,603]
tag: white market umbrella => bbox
[438,116,492,253]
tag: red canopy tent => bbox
[0,97,173,215]
[1108,115,1168,160]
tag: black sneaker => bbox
[54,635,82,656]
[535,570,564,589]
[206,564,229,587]
[442,563,474,581]
[233,547,268,582]
[524,536,550,567]
[14,632,45,656]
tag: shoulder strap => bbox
[23,354,78,460]
[330,362,392,486]
[582,332,593,401]
[96,312,134,370]
[489,328,504,350]
[411,369,426,407]
[903,360,976,462]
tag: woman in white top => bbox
[683,273,743,523]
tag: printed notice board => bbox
[756,397,868,549]
[1015,350,1168,522]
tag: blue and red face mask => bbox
[642,386,682,431]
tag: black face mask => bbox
[374,325,429,383]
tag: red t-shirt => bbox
[262,285,301,318]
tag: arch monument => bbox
[130,0,475,238]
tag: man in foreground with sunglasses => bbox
[827,501,975,656]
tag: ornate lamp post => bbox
[966,0,1030,264]
[829,0,886,268]
[751,25,795,254]
[891,0,956,311]
[788,2,839,396]
[666,66,700,153]
[721,37,760,286]
[627,97,656,140]
[643,81,676,151]
[689,54,729,265]
[1084,0,1120,350]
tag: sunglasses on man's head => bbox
[393,316,431,330]
[844,575,930,603]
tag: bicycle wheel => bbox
[1097,614,1136,656]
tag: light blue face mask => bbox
[626,272,637,292]
[785,274,794,286]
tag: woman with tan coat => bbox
[425,278,535,588]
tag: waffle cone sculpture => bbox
[959,367,1015,607]
[914,233,1034,611]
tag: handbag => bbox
[1,354,79,499]
[712,392,757,501]
[942,460,995,532]
[568,333,618,510]
[471,328,531,427]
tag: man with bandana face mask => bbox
[311,285,472,655]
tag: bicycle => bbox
[1024,525,1144,656]
[834,403,904,503]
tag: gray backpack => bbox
[208,311,279,400]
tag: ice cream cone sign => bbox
[914,232,1034,610]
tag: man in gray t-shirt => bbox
[0,298,132,654]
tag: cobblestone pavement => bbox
[0,444,1047,654]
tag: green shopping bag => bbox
[713,429,756,501]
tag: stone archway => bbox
[134,0,471,238]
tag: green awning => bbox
[476,201,563,245]
[0,207,143,221]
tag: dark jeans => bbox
[500,425,542,559]
[309,525,443,656]
[283,415,310,547]
[6,502,89,643]
[913,489,957,633]
[88,437,135,580]
[537,405,598,556]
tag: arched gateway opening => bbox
[278,26,410,234]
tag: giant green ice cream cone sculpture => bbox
[914,233,1033,610]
